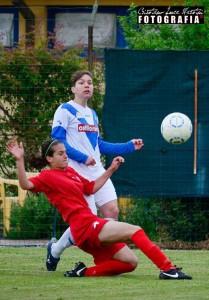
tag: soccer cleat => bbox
[46,239,60,271]
[159,267,192,280]
[64,262,87,277]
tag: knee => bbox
[100,202,119,220]
[122,251,138,270]
[129,255,138,270]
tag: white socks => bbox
[51,227,74,258]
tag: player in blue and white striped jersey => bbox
[46,70,144,271]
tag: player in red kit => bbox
[7,139,192,280]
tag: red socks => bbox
[83,229,173,276]
[131,229,174,271]
[84,259,135,276]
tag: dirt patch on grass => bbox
[158,239,209,250]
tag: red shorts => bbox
[70,213,126,264]
[69,213,107,246]
[78,216,126,264]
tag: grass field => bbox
[0,247,209,300]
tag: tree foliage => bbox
[119,1,209,50]
[0,46,104,176]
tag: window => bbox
[48,6,128,51]
[0,7,18,47]
[55,13,116,48]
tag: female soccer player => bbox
[7,139,192,279]
[49,70,144,270]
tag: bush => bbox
[120,197,209,242]
[157,198,209,242]
[119,198,160,241]
[6,195,209,241]
[7,193,67,239]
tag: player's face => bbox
[47,143,68,169]
[71,74,93,101]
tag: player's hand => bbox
[7,139,24,160]
[85,156,97,166]
[110,156,125,171]
[131,138,144,151]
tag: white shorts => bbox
[68,160,117,208]
[84,194,97,215]
[94,178,117,208]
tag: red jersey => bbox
[29,167,99,246]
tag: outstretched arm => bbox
[98,136,144,155]
[6,141,34,190]
[92,156,124,193]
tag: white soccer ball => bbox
[161,112,193,144]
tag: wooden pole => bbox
[193,69,198,175]
[88,26,93,72]
[88,1,98,72]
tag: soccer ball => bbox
[161,112,193,144]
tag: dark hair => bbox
[29,139,61,170]
[71,70,93,86]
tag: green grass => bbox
[0,247,209,300]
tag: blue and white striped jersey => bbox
[51,100,135,179]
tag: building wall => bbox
[0,0,184,47]
[0,0,184,5]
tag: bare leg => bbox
[99,199,119,220]
[113,245,138,268]
[98,221,140,243]
[98,221,173,272]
